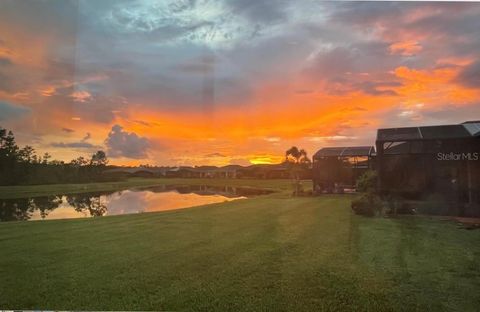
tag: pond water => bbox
[0,185,273,222]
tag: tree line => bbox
[0,126,112,185]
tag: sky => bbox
[0,0,479,166]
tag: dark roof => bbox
[377,121,480,142]
[463,122,480,136]
[313,146,374,159]
[377,127,421,141]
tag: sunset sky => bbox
[1,0,479,166]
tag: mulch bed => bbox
[453,217,480,230]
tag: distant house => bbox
[312,146,375,193]
[166,165,242,179]
[103,167,168,178]
[213,165,243,178]
[237,163,291,179]
[376,121,480,216]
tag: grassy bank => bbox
[0,179,479,311]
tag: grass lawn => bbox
[0,179,479,311]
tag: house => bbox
[375,121,480,216]
[166,165,242,178]
[312,146,375,193]
[103,167,169,178]
[237,163,291,179]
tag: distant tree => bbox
[0,127,20,184]
[42,152,51,164]
[18,145,36,163]
[49,159,65,165]
[88,151,108,181]
[0,127,118,185]
[0,128,19,159]
[285,146,311,196]
[70,156,89,167]
[90,150,108,166]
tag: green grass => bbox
[0,179,479,311]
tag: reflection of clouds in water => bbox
[105,190,245,215]
[30,196,90,220]
[3,188,247,221]
[105,191,149,215]
[30,206,89,220]
[141,192,244,213]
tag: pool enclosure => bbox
[312,146,375,193]
[376,121,480,216]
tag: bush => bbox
[356,170,378,193]
[351,193,383,217]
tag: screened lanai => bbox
[312,146,375,193]
[376,121,480,216]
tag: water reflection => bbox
[0,185,272,221]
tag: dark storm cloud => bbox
[50,141,99,149]
[0,101,30,121]
[304,43,401,96]
[105,125,150,159]
[325,1,403,27]
[0,57,12,66]
[225,0,289,25]
[456,61,480,89]
[74,95,123,124]
[327,2,476,29]
[406,4,480,37]
[423,105,480,122]
[50,131,98,149]
[356,81,401,97]
[327,1,480,58]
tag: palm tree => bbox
[285,146,311,196]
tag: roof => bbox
[377,121,480,142]
[463,122,480,136]
[313,146,374,159]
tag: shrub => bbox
[356,170,378,193]
[351,193,383,217]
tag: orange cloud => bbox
[394,65,479,104]
[389,41,422,56]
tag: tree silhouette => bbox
[0,126,113,185]
[285,146,311,196]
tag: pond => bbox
[0,185,273,222]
